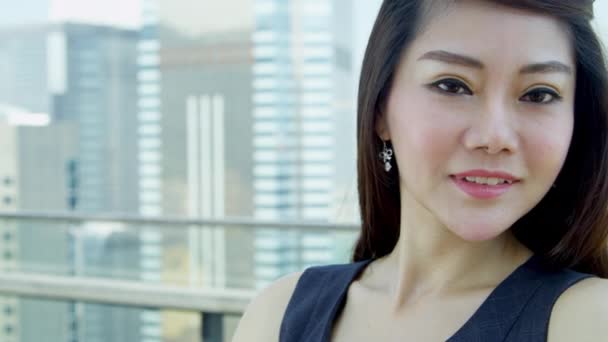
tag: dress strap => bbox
[279,260,372,342]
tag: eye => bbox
[520,88,562,104]
[428,78,473,96]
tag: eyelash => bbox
[427,78,563,104]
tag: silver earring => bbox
[379,140,393,172]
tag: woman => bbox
[233,0,608,341]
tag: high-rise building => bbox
[139,0,366,294]
[0,23,139,213]
[0,113,77,342]
[137,0,257,339]
[0,22,141,342]
[158,27,256,288]
[137,1,165,341]
[0,120,27,342]
[251,0,357,288]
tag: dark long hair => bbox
[353,0,608,278]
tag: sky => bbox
[593,1,608,46]
[49,0,142,28]
[0,0,257,34]
[1,0,608,50]
[0,0,50,27]
[2,1,608,41]
[160,0,254,36]
[0,0,142,29]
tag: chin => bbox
[448,221,510,242]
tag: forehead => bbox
[406,0,574,67]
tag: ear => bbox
[375,111,391,141]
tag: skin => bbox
[232,1,608,341]
[372,0,575,310]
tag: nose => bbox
[463,100,519,154]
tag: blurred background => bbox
[0,1,607,341]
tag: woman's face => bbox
[378,0,575,241]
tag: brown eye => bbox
[521,88,561,104]
[429,78,472,95]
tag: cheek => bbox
[523,118,573,181]
[388,95,459,178]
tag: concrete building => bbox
[0,113,77,342]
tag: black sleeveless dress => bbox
[279,254,593,341]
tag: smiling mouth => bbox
[450,170,521,184]
[457,176,516,186]
[449,175,519,199]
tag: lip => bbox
[451,169,520,182]
[450,170,521,200]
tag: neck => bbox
[367,190,533,313]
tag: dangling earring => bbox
[379,140,393,172]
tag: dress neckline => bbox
[322,254,541,341]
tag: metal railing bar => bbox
[0,211,360,231]
[0,272,255,314]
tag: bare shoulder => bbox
[548,277,608,342]
[231,271,304,342]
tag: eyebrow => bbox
[417,50,573,75]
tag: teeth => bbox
[464,176,512,185]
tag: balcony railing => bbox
[0,211,359,342]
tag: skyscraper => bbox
[159,28,256,288]
[137,0,257,339]
[251,0,357,287]
[137,1,164,340]
[0,23,139,213]
[0,112,77,342]
[0,22,140,342]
